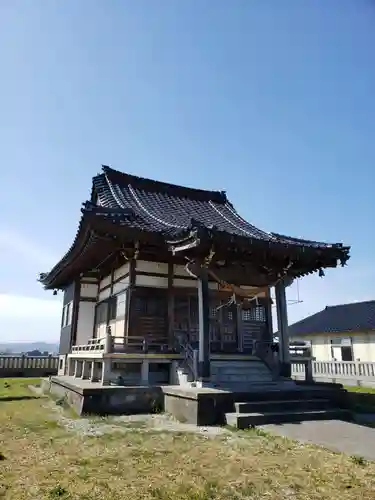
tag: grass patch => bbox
[344,386,375,415]
[345,386,375,395]
[0,377,41,399]
[0,397,374,499]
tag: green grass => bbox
[345,385,375,395]
[0,377,41,399]
[0,379,375,499]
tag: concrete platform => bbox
[44,376,239,424]
[43,376,349,427]
[43,376,164,416]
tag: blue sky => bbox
[0,1,374,342]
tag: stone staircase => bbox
[210,359,275,390]
[176,358,276,389]
[225,385,350,428]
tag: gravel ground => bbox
[31,383,228,438]
[44,398,227,438]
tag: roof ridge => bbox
[101,165,228,204]
[325,299,375,309]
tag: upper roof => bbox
[92,166,282,241]
[39,165,350,289]
[288,300,375,336]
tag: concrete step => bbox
[213,374,273,383]
[211,361,274,385]
[234,398,334,414]
[211,364,270,371]
[231,387,347,403]
[213,369,272,376]
[211,359,262,367]
[226,408,351,428]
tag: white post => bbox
[67,357,72,376]
[101,359,112,386]
[141,360,150,385]
[104,326,113,354]
[73,360,79,378]
[81,360,90,379]
[90,361,97,382]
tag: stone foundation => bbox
[43,376,164,416]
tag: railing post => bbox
[81,360,90,379]
[141,360,150,385]
[104,326,113,354]
[90,361,99,382]
[101,359,112,386]
[305,359,313,382]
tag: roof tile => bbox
[288,300,375,336]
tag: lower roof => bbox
[288,300,375,337]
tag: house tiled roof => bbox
[288,300,375,336]
[39,165,350,289]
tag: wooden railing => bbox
[0,355,59,378]
[71,335,173,354]
[291,359,375,386]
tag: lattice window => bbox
[209,307,218,319]
[222,308,233,322]
[242,306,266,322]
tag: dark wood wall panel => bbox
[129,288,168,342]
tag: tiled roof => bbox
[39,165,350,289]
[95,166,348,250]
[93,166,280,241]
[288,300,375,336]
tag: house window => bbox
[330,337,353,361]
[95,301,108,326]
[341,346,353,361]
[108,296,117,321]
[95,292,127,326]
[61,302,73,328]
[116,292,126,318]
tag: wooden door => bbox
[241,304,267,353]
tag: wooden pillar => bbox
[124,258,136,344]
[167,262,175,349]
[265,287,274,343]
[236,304,243,352]
[275,280,291,377]
[197,267,210,381]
